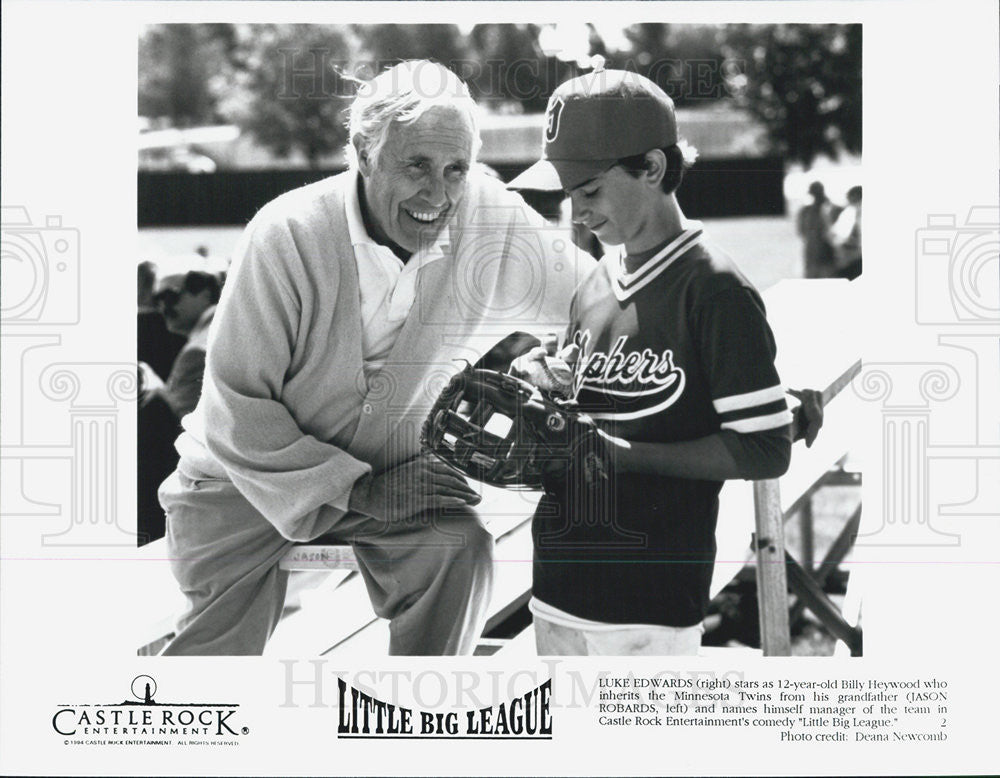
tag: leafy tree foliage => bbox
[139,24,236,126]
[139,23,861,167]
[220,24,361,166]
[721,24,862,164]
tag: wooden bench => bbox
[136,485,539,656]
[265,485,538,656]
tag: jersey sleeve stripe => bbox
[720,409,794,433]
[713,384,787,413]
[716,398,790,424]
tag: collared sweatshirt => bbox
[175,171,592,541]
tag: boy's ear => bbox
[643,149,668,188]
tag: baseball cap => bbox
[508,67,677,192]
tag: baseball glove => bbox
[420,366,608,490]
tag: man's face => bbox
[357,105,474,253]
[154,273,213,336]
[568,165,653,252]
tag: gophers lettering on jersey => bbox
[567,226,793,437]
[572,331,686,421]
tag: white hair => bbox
[345,60,482,170]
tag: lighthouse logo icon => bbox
[130,675,157,705]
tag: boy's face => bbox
[568,165,654,252]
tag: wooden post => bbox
[800,497,815,573]
[753,479,791,656]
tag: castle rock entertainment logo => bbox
[51,675,246,747]
[337,677,552,739]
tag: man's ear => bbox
[353,134,371,175]
[643,149,668,188]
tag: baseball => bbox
[510,346,575,396]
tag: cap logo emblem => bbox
[545,97,565,143]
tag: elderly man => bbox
[157,61,589,655]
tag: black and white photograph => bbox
[1,1,997,776]
[135,21,864,660]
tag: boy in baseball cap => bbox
[509,65,684,193]
[511,66,804,656]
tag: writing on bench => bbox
[280,544,358,570]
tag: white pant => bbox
[533,613,702,656]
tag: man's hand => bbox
[349,453,482,523]
[788,388,824,448]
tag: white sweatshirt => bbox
[175,170,592,540]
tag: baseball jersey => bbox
[532,222,793,627]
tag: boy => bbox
[509,67,796,656]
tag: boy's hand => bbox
[509,346,575,397]
[555,342,580,370]
[788,388,824,447]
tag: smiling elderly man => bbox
[157,61,590,655]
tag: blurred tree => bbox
[611,24,731,107]
[137,23,860,168]
[353,24,470,71]
[720,25,862,166]
[466,24,560,111]
[139,24,236,126]
[220,24,362,167]
[592,23,861,165]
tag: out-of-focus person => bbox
[796,181,836,278]
[830,185,862,281]
[138,259,188,544]
[140,254,223,421]
[138,260,185,379]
